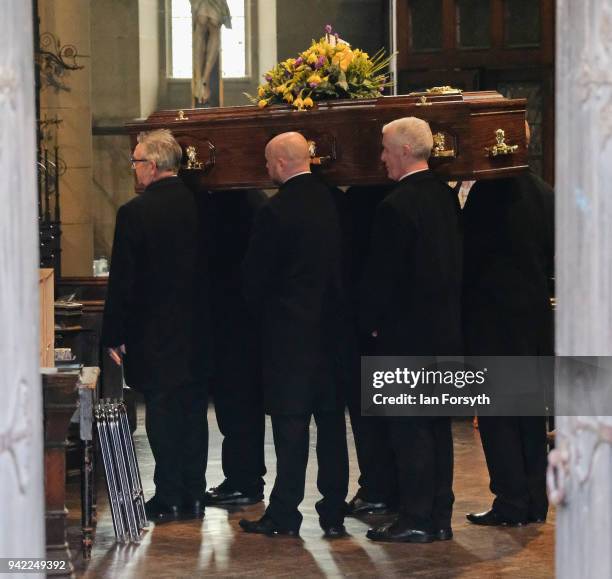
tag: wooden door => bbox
[396,0,555,184]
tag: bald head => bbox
[265,132,311,185]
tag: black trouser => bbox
[214,381,266,494]
[347,402,398,505]
[266,411,349,532]
[346,332,398,505]
[143,381,208,506]
[388,416,454,532]
[478,416,548,521]
[212,297,266,494]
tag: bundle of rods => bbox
[95,400,148,542]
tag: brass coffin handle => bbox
[431,132,456,158]
[175,110,189,121]
[308,139,336,166]
[184,142,215,171]
[415,95,433,107]
[485,129,519,157]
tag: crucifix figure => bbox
[190,0,232,106]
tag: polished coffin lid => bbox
[126,91,528,190]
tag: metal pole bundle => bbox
[95,400,148,542]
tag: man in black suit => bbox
[361,117,463,543]
[463,122,553,526]
[239,132,349,538]
[343,185,400,515]
[102,129,211,522]
[205,189,268,505]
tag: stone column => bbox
[90,0,140,259]
[0,0,46,564]
[554,1,612,577]
[39,0,93,276]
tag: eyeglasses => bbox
[130,157,150,168]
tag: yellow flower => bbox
[248,30,393,109]
[339,50,354,72]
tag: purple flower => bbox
[295,57,304,66]
[265,74,272,81]
[309,83,317,88]
[325,24,333,34]
[315,56,326,69]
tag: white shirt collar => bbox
[283,170,312,184]
[399,168,428,182]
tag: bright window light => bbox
[170,0,247,79]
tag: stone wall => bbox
[39,0,94,276]
[276,0,387,63]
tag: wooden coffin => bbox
[126,90,528,190]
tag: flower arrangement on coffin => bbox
[246,25,394,111]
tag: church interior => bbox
[1,1,611,578]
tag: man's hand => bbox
[108,344,126,366]
[371,330,378,338]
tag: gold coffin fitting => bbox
[308,140,334,166]
[432,132,456,158]
[184,143,216,171]
[485,128,519,157]
[415,96,433,107]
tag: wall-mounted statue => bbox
[190,0,232,106]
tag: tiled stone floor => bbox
[66,408,554,578]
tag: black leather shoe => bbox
[145,497,181,523]
[205,481,264,506]
[181,499,206,520]
[347,496,391,515]
[366,522,434,543]
[239,515,299,537]
[466,510,526,527]
[434,527,453,541]
[323,525,348,539]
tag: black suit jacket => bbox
[242,173,348,414]
[209,189,267,390]
[101,176,212,391]
[360,170,463,355]
[462,171,554,355]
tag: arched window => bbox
[169,0,248,79]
